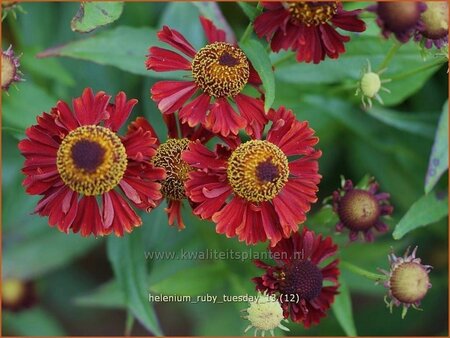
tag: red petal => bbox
[205,98,246,137]
[72,196,106,236]
[151,81,197,115]
[200,16,226,43]
[182,140,228,170]
[185,171,231,219]
[146,46,192,71]
[72,88,110,126]
[102,190,142,236]
[104,91,138,132]
[166,200,185,230]
[235,94,268,139]
[158,26,197,58]
[179,93,211,127]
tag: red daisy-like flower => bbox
[252,228,340,328]
[182,106,321,246]
[332,178,393,242]
[132,114,213,229]
[19,88,165,237]
[146,16,268,138]
[254,2,366,64]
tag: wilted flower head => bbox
[242,292,289,336]
[415,2,448,49]
[333,177,393,242]
[380,246,432,318]
[1,45,23,91]
[370,2,427,43]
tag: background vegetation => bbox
[2,2,448,336]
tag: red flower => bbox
[146,16,267,138]
[254,2,366,64]
[252,228,340,328]
[182,107,321,246]
[133,114,213,230]
[19,88,165,237]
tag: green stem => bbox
[390,58,446,81]
[239,2,263,44]
[327,82,359,95]
[240,22,254,44]
[341,261,387,282]
[377,42,402,71]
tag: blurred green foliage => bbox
[2,2,448,336]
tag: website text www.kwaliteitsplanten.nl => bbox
[144,248,305,262]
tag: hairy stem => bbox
[341,261,387,282]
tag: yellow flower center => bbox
[288,2,338,26]
[191,42,250,98]
[56,125,127,196]
[227,140,289,203]
[152,138,191,201]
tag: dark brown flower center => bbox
[152,138,191,201]
[280,260,323,301]
[191,42,250,98]
[71,140,105,173]
[338,189,380,230]
[256,161,280,182]
[219,51,240,67]
[288,2,338,26]
[57,125,127,196]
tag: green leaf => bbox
[107,229,163,336]
[332,278,357,336]
[159,3,205,49]
[3,229,99,280]
[150,263,224,296]
[366,107,436,139]
[21,48,75,86]
[37,26,167,78]
[275,37,444,106]
[2,82,56,133]
[425,100,448,194]
[393,191,448,239]
[239,39,275,111]
[3,307,66,336]
[71,2,124,33]
[237,2,259,20]
[75,278,125,309]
